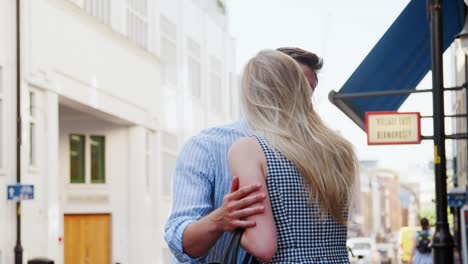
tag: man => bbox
[164,47,323,263]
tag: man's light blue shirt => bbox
[164,120,250,263]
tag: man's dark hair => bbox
[277,47,323,89]
[420,217,430,230]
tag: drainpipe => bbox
[15,0,23,263]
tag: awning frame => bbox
[328,84,466,130]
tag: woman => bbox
[228,49,358,263]
[410,218,432,264]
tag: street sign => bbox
[7,184,34,201]
[448,188,468,207]
[365,112,421,145]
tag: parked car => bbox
[347,237,380,264]
[376,243,396,264]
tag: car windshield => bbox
[352,243,371,250]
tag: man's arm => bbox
[164,136,266,262]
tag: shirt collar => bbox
[238,118,251,136]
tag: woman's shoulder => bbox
[228,137,263,159]
[228,137,266,171]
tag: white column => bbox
[128,126,150,264]
[371,176,381,235]
[44,91,61,263]
[0,0,18,262]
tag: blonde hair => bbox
[241,49,357,224]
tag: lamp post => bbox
[15,1,23,263]
[428,0,455,263]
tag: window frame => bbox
[209,56,223,113]
[69,134,87,184]
[209,55,224,113]
[160,15,178,87]
[90,135,106,184]
[126,0,149,49]
[186,37,202,99]
[145,130,153,190]
[69,134,107,185]
[83,0,111,25]
[160,131,178,198]
[161,151,177,197]
[28,91,38,168]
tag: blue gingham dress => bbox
[254,136,350,263]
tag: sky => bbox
[226,0,458,183]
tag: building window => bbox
[83,0,111,24]
[29,91,37,166]
[145,131,152,189]
[70,135,86,184]
[210,56,223,112]
[162,152,176,197]
[90,135,105,183]
[161,131,178,197]
[187,38,201,98]
[160,15,178,86]
[229,72,237,119]
[70,134,106,184]
[126,0,148,49]
[0,67,3,169]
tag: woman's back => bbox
[255,135,349,263]
[230,49,357,263]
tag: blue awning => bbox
[329,0,465,130]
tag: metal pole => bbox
[15,0,23,263]
[429,0,454,263]
[331,85,465,100]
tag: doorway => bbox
[64,214,111,264]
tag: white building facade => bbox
[453,39,468,190]
[0,0,239,263]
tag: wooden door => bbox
[64,214,111,264]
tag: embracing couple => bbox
[165,48,358,264]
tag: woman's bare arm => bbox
[228,137,277,262]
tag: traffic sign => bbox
[7,184,34,201]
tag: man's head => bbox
[420,217,430,230]
[277,47,322,91]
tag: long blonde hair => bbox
[241,49,357,224]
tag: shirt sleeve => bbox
[164,135,215,263]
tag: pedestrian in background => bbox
[227,49,358,262]
[164,47,322,263]
[410,217,433,264]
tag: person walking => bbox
[410,218,433,264]
[164,48,323,263]
[227,49,358,263]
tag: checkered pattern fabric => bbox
[254,135,349,264]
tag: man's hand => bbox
[211,176,266,232]
[182,177,266,258]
